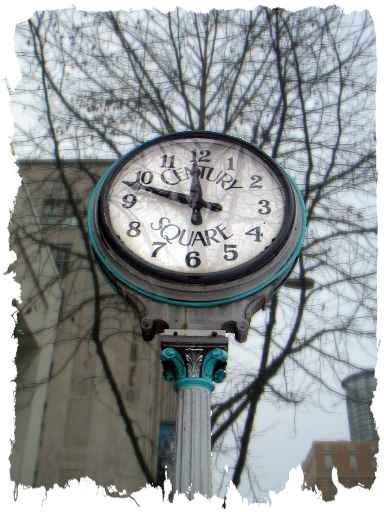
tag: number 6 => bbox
[185,251,201,268]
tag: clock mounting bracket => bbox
[110,263,292,342]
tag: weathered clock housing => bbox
[88,131,306,340]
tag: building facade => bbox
[10,160,177,493]
[302,440,378,501]
[301,369,378,501]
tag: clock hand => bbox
[189,159,204,225]
[122,181,222,212]
[200,199,222,212]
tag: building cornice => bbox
[16,158,115,166]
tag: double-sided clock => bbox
[88,131,306,307]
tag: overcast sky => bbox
[1,1,382,511]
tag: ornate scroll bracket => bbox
[159,330,228,392]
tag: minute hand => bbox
[122,182,222,212]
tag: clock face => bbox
[99,132,294,284]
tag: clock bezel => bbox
[97,131,296,285]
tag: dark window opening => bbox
[157,421,176,488]
[51,244,72,276]
[42,198,80,226]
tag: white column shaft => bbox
[175,386,211,498]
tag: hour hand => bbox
[122,181,222,212]
[124,181,189,204]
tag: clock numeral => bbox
[123,170,153,187]
[140,171,154,185]
[160,154,176,169]
[250,175,263,189]
[258,199,271,214]
[185,251,201,268]
[245,226,263,241]
[191,149,211,163]
[151,241,167,257]
[127,221,141,237]
[122,194,137,209]
[227,157,235,171]
[224,244,238,261]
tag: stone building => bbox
[10,160,177,493]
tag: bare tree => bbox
[10,6,376,498]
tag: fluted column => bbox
[175,385,212,496]
[159,332,228,499]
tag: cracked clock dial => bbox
[100,132,295,284]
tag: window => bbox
[130,343,138,362]
[157,422,176,485]
[51,244,72,276]
[42,197,80,226]
[126,364,137,402]
[349,450,358,471]
[324,451,333,469]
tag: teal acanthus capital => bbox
[160,346,227,392]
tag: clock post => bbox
[87,131,306,499]
[159,329,228,498]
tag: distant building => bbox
[10,160,177,492]
[301,369,378,500]
[302,440,378,501]
[342,369,378,442]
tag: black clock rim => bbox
[97,130,296,285]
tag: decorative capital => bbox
[160,347,186,382]
[159,332,228,392]
[201,348,228,383]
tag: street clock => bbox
[87,130,307,496]
[88,131,306,307]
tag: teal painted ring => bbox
[175,377,214,392]
[87,159,306,308]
